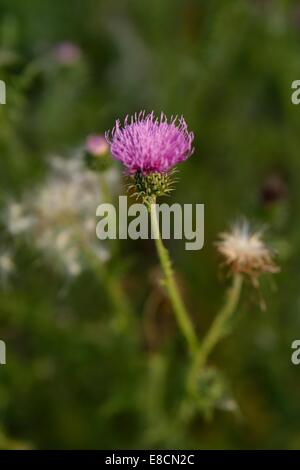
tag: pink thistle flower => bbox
[106,111,194,174]
[85,135,109,156]
[53,41,81,65]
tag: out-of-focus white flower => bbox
[5,202,35,235]
[5,155,115,277]
[217,398,239,413]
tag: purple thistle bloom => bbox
[106,111,194,174]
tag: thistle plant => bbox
[106,111,197,354]
[106,111,280,416]
[188,221,279,404]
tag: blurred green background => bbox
[0,0,300,449]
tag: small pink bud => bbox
[85,135,109,157]
[53,42,81,65]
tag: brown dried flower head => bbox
[216,221,279,280]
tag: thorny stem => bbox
[150,199,198,356]
[188,274,243,393]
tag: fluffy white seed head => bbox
[216,221,279,280]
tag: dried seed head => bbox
[216,221,279,280]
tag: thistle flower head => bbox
[106,111,194,175]
[216,221,279,280]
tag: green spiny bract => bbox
[128,170,177,205]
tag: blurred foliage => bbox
[0,0,300,449]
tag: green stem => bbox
[82,242,132,331]
[150,201,198,355]
[99,173,112,205]
[189,274,243,391]
[105,272,132,330]
[96,172,129,326]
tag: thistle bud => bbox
[84,135,111,173]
